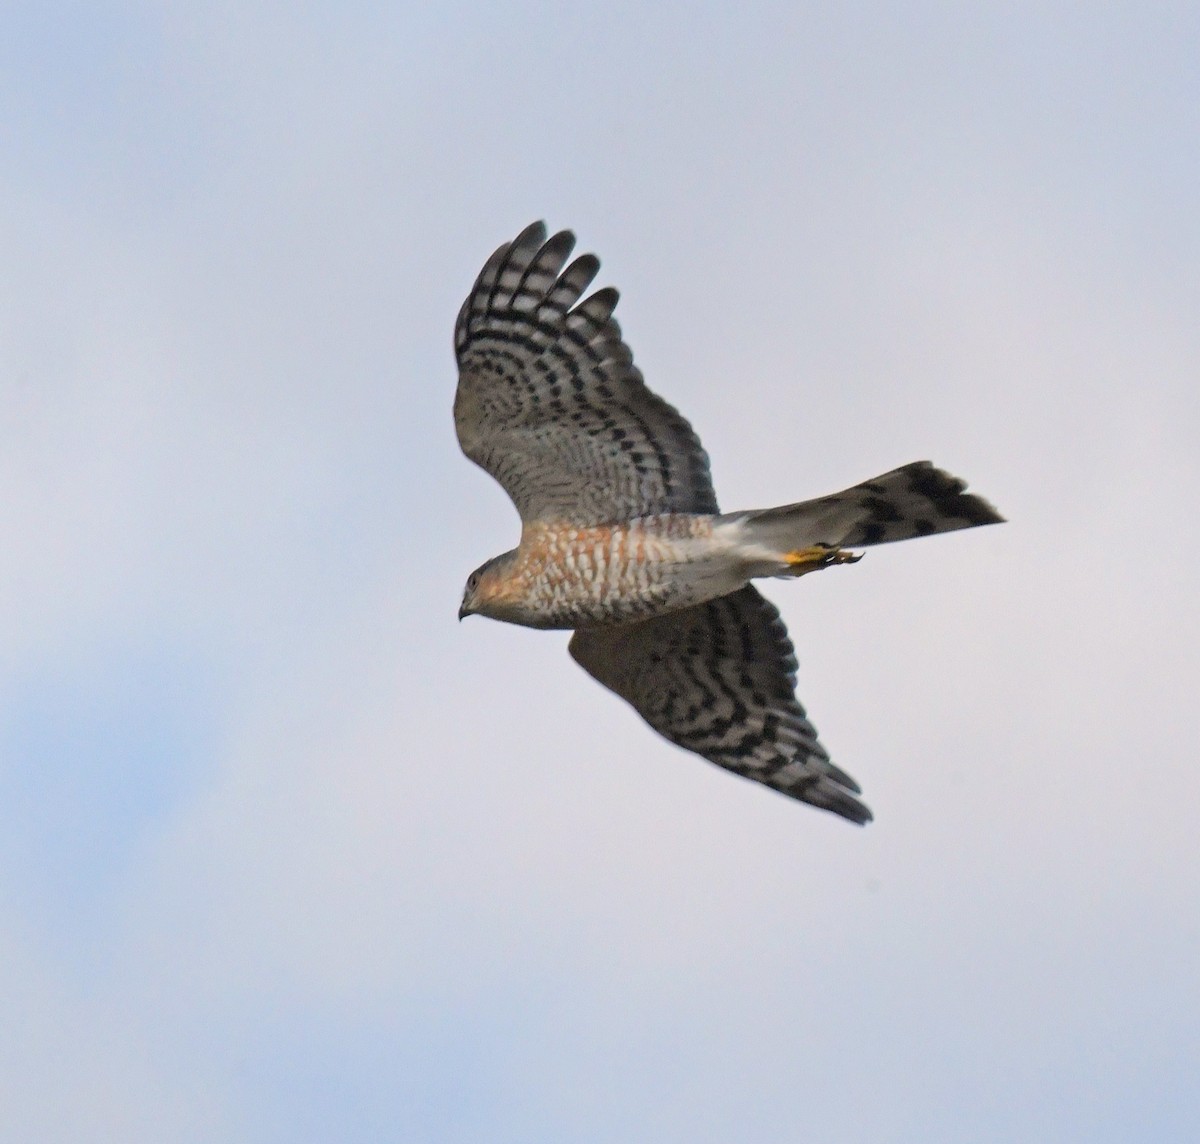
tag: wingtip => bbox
[794,774,873,824]
[513,219,548,247]
[835,794,874,826]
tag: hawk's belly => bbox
[502,516,747,630]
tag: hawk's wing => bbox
[569,586,871,824]
[454,222,718,526]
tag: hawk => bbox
[455,222,1002,823]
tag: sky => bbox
[1,3,1198,1141]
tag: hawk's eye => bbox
[467,572,480,591]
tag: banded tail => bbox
[727,461,1003,570]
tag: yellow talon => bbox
[783,545,863,575]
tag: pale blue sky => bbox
[2,4,1198,1141]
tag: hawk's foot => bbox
[783,545,864,577]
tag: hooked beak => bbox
[458,604,469,621]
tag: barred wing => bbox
[569,586,871,824]
[455,222,718,525]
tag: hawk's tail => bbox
[727,461,1003,563]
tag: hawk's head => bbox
[458,551,518,621]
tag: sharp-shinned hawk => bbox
[455,222,1002,824]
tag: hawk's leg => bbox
[782,545,863,577]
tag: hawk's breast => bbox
[500,515,736,628]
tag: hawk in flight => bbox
[455,222,1002,823]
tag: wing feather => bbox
[455,222,718,524]
[569,586,871,824]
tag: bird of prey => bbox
[455,222,1002,823]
